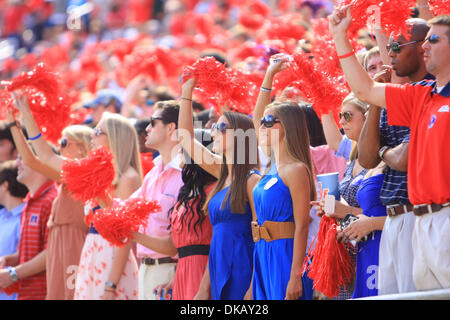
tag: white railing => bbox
[353,288,450,300]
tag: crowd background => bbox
[0,0,448,301]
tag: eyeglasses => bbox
[211,122,229,133]
[425,34,440,44]
[260,115,280,128]
[150,116,165,127]
[386,40,421,53]
[94,127,106,137]
[339,111,353,122]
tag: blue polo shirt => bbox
[0,203,25,300]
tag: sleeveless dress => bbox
[46,185,88,300]
[352,174,386,298]
[252,165,313,300]
[74,202,139,300]
[171,198,213,300]
[207,186,254,300]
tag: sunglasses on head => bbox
[339,111,353,122]
[386,40,421,53]
[425,34,440,44]
[211,122,229,133]
[94,127,106,137]
[260,115,281,128]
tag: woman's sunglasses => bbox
[339,111,353,122]
[94,127,106,137]
[386,40,421,54]
[211,122,229,133]
[260,115,281,128]
[425,34,440,44]
[60,138,68,149]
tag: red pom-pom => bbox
[1,281,20,296]
[182,57,259,114]
[429,0,450,15]
[0,90,15,120]
[302,215,354,298]
[341,0,416,39]
[61,146,116,204]
[91,197,162,247]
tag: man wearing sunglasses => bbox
[358,18,434,295]
[331,9,450,292]
[129,100,183,300]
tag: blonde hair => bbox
[341,93,369,161]
[100,112,143,185]
[362,46,380,71]
[61,125,94,158]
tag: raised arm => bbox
[321,111,343,151]
[330,6,387,108]
[12,91,64,174]
[252,54,291,139]
[179,78,222,178]
[7,109,61,182]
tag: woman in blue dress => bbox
[250,56,317,300]
[179,78,259,300]
[342,167,387,298]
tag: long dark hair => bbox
[203,112,259,214]
[170,129,217,237]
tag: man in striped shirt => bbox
[0,156,57,300]
[358,19,433,295]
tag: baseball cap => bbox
[83,89,122,111]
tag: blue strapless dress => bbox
[252,164,313,300]
[208,186,254,300]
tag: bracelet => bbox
[28,132,42,141]
[104,289,116,293]
[6,121,18,129]
[337,51,355,59]
[181,97,192,102]
[260,86,272,92]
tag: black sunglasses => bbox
[60,138,68,148]
[425,34,440,44]
[339,111,353,122]
[386,40,421,53]
[150,116,165,127]
[211,122,229,133]
[260,115,280,128]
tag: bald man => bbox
[358,18,436,295]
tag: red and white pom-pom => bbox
[61,146,116,204]
[5,63,61,106]
[302,215,354,298]
[340,0,415,39]
[0,90,15,120]
[182,57,258,114]
[92,197,162,247]
[428,0,450,15]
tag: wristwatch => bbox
[378,146,390,160]
[6,121,18,130]
[8,267,19,282]
[105,281,117,290]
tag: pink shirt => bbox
[131,154,183,259]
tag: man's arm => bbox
[380,143,409,172]
[330,5,387,108]
[358,105,382,169]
